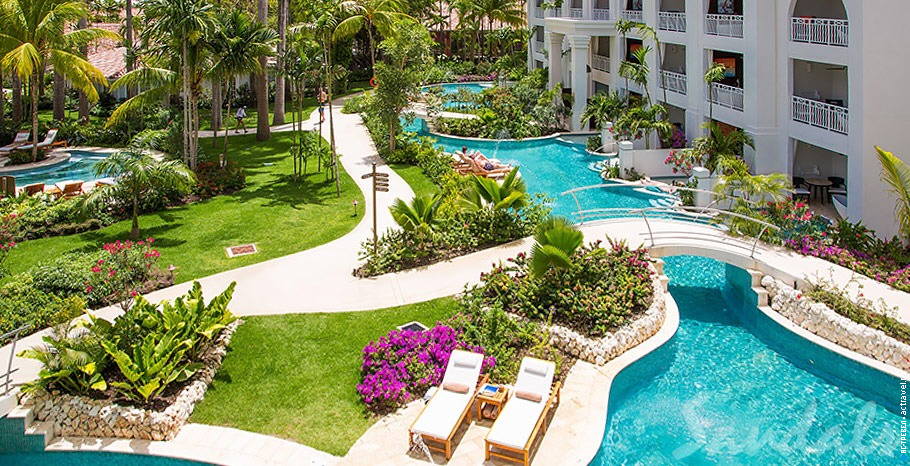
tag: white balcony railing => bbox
[569,7,583,18]
[534,7,544,19]
[792,96,849,135]
[705,14,744,38]
[545,8,558,18]
[658,11,687,32]
[707,83,744,111]
[660,70,687,95]
[592,55,610,73]
[593,8,611,21]
[791,18,849,47]
[621,10,643,22]
[535,40,544,51]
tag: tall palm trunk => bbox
[273,0,288,125]
[212,79,222,138]
[0,70,5,126]
[255,0,270,141]
[125,0,136,98]
[12,73,22,122]
[223,81,234,156]
[53,72,66,121]
[29,74,39,162]
[326,41,339,196]
[77,17,90,122]
[182,41,191,166]
[367,26,376,70]
[130,194,140,239]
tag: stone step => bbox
[24,420,55,447]
[752,287,769,307]
[5,406,34,428]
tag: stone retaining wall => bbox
[26,320,241,441]
[546,272,668,366]
[762,276,910,372]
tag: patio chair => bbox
[0,131,30,153]
[16,129,64,152]
[409,349,487,460]
[485,357,561,466]
[57,180,84,198]
[22,183,45,196]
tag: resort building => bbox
[528,0,910,238]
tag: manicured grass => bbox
[3,132,364,283]
[189,297,460,456]
[35,109,103,125]
[201,100,318,131]
[389,163,438,197]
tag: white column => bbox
[569,35,591,131]
[684,0,706,140]
[744,0,781,174]
[583,0,593,19]
[547,32,564,89]
[642,0,660,103]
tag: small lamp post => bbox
[352,199,359,217]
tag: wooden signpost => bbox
[361,163,390,251]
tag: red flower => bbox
[91,266,101,273]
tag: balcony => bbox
[792,96,848,135]
[569,7,583,18]
[707,83,744,111]
[593,8,611,21]
[621,10,643,22]
[791,18,849,47]
[592,55,610,73]
[660,70,687,95]
[705,14,743,38]
[534,7,544,19]
[658,12,686,32]
[535,40,544,51]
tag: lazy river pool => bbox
[593,255,907,464]
[4,150,110,187]
[420,82,492,109]
[0,451,211,465]
[405,118,675,219]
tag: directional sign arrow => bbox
[374,173,389,179]
[361,173,374,179]
[374,183,390,188]
[375,187,390,192]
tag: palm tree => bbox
[582,91,627,149]
[698,121,754,173]
[875,146,910,242]
[82,149,195,239]
[458,167,527,211]
[614,103,673,149]
[615,18,636,93]
[390,194,443,237]
[209,10,278,157]
[0,0,116,162]
[273,0,289,125]
[529,217,584,277]
[704,62,726,122]
[714,171,790,205]
[255,0,270,141]
[333,0,413,69]
[618,45,651,103]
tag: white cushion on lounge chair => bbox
[486,357,556,450]
[411,350,483,439]
[17,129,58,151]
[0,131,29,152]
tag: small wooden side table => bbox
[475,384,508,421]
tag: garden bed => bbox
[25,320,241,440]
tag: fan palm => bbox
[0,0,117,162]
[82,149,196,239]
[529,217,584,277]
[614,103,673,150]
[390,194,443,236]
[615,18,637,93]
[875,146,910,242]
[714,171,790,205]
[698,121,754,173]
[18,322,108,395]
[581,91,627,130]
[618,46,651,103]
[333,0,413,69]
[208,10,278,157]
[704,62,726,121]
[458,167,527,212]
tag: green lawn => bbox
[4,132,364,283]
[35,109,103,125]
[190,297,459,456]
[389,163,439,197]
[201,100,318,131]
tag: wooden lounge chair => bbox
[0,131,30,154]
[57,180,84,198]
[409,350,488,460]
[22,183,45,196]
[16,129,64,152]
[485,357,561,466]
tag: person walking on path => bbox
[317,88,327,123]
[235,106,248,134]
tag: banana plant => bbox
[529,217,584,277]
[102,329,201,402]
[457,167,527,212]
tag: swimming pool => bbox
[421,82,491,109]
[592,255,907,464]
[5,150,110,187]
[406,118,673,219]
[0,451,211,465]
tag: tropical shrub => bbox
[0,275,86,342]
[193,160,246,197]
[0,194,112,241]
[807,278,909,345]
[84,239,172,310]
[464,232,655,337]
[356,324,494,414]
[664,149,701,177]
[0,213,17,274]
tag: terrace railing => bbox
[705,14,744,38]
[791,18,849,47]
[660,70,687,95]
[593,8,611,21]
[1,325,29,397]
[621,10,643,22]
[534,7,544,18]
[707,83,744,111]
[792,96,849,135]
[535,40,545,51]
[592,55,610,73]
[569,7,583,18]
[659,11,687,32]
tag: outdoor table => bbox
[805,178,832,204]
[475,384,508,421]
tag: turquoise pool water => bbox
[593,255,907,464]
[6,151,110,187]
[421,82,490,109]
[0,451,211,465]
[406,118,672,219]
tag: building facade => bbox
[528,0,910,238]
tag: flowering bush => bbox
[357,325,494,414]
[0,212,18,275]
[661,126,687,149]
[85,238,173,310]
[664,149,701,177]
[193,160,246,198]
